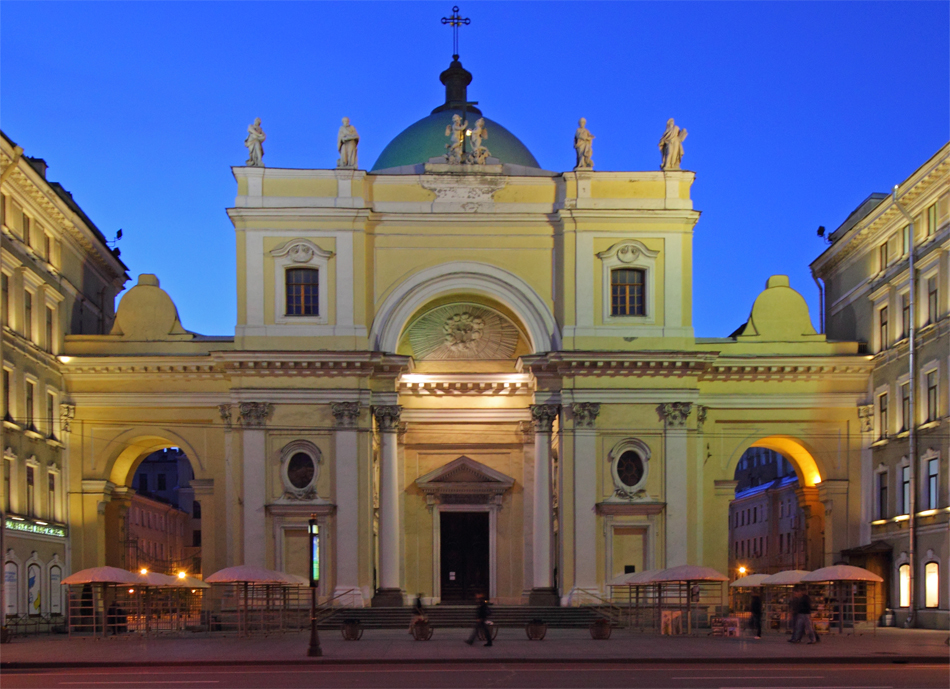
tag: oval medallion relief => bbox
[407,303,521,360]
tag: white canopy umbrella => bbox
[801,565,883,583]
[730,573,770,588]
[178,574,210,589]
[135,571,181,587]
[61,566,140,585]
[651,565,728,582]
[760,570,811,586]
[627,569,661,585]
[606,572,634,587]
[205,565,296,584]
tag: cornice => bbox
[519,351,718,378]
[397,372,534,396]
[813,153,950,276]
[701,355,873,382]
[213,351,411,378]
[0,154,125,281]
[2,328,62,371]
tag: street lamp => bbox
[307,516,322,657]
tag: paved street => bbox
[3,662,949,689]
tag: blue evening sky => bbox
[2,1,947,338]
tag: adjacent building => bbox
[1,132,127,618]
[812,143,950,628]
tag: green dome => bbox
[372,110,541,171]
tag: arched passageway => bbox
[726,438,825,578]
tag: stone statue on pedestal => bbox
[659,118,688,171]
[244,118,266,167]
[445,113,468,165]
[574,118,595,169]
[337,117,360,168]
[468,118,490,165]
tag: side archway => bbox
[103,429,204,488]
[748,436,823,487]
[370,261,560,354]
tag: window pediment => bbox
[415,456,515,500]
[596,240,659,265]
[269,239,334,264]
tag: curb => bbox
[3,655,947,670]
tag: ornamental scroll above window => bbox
[278,440,322,500]
[597,240,658,324]
[607,438,652,500]
[270,239,333,325]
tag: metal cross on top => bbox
[441,6,471,60]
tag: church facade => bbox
[51,60,875,608]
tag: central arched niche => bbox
[396,295,531,369]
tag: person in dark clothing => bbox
[465,595,493,646]
[749,592,763,639]
[789,587,818,643]
[409,594,426,633]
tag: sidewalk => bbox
[2,627,948,668]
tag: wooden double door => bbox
[440,511,489,602]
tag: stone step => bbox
[317,605,608,629]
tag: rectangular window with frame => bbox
[927,275,938,324]
[2,368,10,421]
[901,465,911,515]
[25,380,34,429]
[610,268,645,316]
[927,458,939,511]
[878,392,888,439]
[879,305,888,350]
[23,213,32,248]
[927,202,937,237]
[879,242,889,271]
[900,383,910,431]
[26,465,35,517]
[46,392,55,437]
[1,273,8,327]
[48,473,56,521]
[925,371,938,422]
[901,293,910,339]
[901,225,910,255]
[285,268,319,316]
[877,472,888,519]
[45,306,54,352]
[24,290,33,341]
[0,193,5,228]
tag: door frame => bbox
[433,504,498,603]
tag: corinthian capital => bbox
[571,402,601,429]
[373,405,402,432]
[530,404,560,432]
[239,402,272,428]
[331,401,361,428]
[656,402,692,428]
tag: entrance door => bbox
[440,511,489,602]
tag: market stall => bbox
[801,565,883,635]
[759,569,811,633]
[650,565,728,635]
[204,565,307,636]
[62,566,140,638]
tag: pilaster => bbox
[657,402,692,567]
[569,403,600,603]
[331,402,364,606]
[191,478,215,577]
[239,402,271,568]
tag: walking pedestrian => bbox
[788,587,803,642]
[799,589,818,644]
[750,592,763,639]
[465,594,493,647]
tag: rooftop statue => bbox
[659,118,688,171]
[468,118,490,165]
[445,113,468,165]
[337,117,360,169]
[574,118,594,170]
[244,118,266,167]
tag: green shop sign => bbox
[5,519,67,538]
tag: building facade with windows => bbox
[50,57,878,610]
[1,132,127,620]
[812,143,950,628]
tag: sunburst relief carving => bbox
[407,303,520,360]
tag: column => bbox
[529,404,560,605]
[190,479,215,577]
[106,486,134,569]
[570,403,600,602]
[795,486,824,570]
[77,480,113,569]
[331,402,364,606]
[239,402,271,568]
[658,402,692,567]
[372,405,403,606]
[219,405,236,566]
[818,480,850,567]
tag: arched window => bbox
[924,562,939,608]
[285,269,319,316]
[4,562,18,615]
[611,268,645,316]
[27,563,41,615]
[49,565,63,615]
[898,563,910,607]
[193,501,201,519]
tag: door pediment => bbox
[415,456,515,504]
